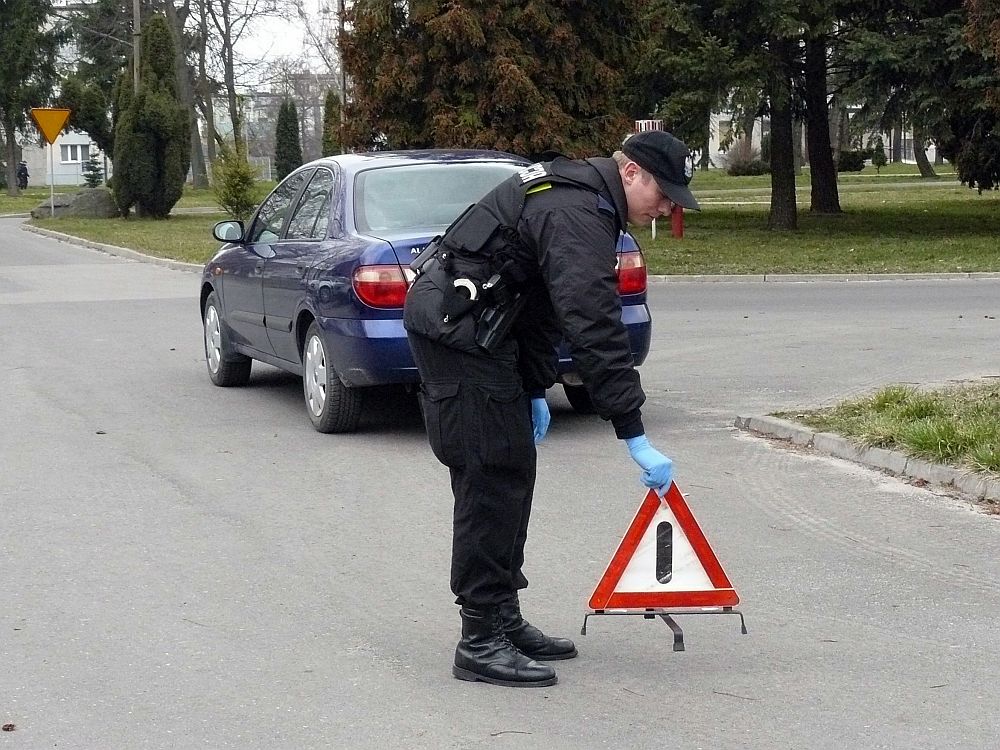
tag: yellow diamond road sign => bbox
[30,107,71,145]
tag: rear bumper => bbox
[318,301,652,388]
[318,316,419,387]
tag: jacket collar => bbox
[585,157,628,233]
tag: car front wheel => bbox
[204,291,252,387]
[302,322,362,433]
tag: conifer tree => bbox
[275,99,303,179]
[0,0,65,195]
[341,1,641,157]
[112,14,190,218]
[321,90,342,157]
[81,153,104,187]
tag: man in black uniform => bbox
[16,161,29,190]
[403,130,700,688]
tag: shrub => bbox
[837,150,866,172]
[869,136,888,173]
[723,137,770,176]
[727,159,770,176]
[956,131,1000,193]
[213,146,262,221]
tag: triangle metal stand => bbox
[581,607,748,652]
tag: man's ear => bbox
[621,160,642,185]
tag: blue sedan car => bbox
[200,150,651,432]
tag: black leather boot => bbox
[453,605,557,687]
[499,594,578,660]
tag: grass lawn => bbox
[641,186,1000,274]
[776,381,1000,475]
[0,187,71,214]
[22,169,1000,272]
[33,212,227,264]
[2,182,274,214]
[174,182,276,209]
[691,161,958,192]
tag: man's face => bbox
[621,162,674,226]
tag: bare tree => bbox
[160,0,210,187]
[203,0,291,152]
[256,56,336,160]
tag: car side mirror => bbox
[213,220,245,243]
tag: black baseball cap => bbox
[621,130,700,210]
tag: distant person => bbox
[16,161,29,190]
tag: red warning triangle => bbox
[589,483,739,610]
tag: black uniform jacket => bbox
[404,156,645,439]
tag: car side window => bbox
[285,169,334,240]
[248,170,310,243]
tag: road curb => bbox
[20,223,202,273]
[735,415,1000,503]
[14,221,1000,284]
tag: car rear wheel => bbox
[563,383,596,415]
[204,292,252,387]
[303,322,362,433]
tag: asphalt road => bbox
[3,217,1000,749]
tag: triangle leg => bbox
[658,613,685,652]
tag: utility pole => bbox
[132,0,141,92]
[338,0,346,152]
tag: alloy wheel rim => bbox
[304,334,327,416]
[205,305,222,374]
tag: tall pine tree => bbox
[321,90,342,157]
[275,99,303,179]
[341,0,641,157]
[112,14,190,218]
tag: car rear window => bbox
[354,162,523,234]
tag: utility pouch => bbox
[441,203,503,256]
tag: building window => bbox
[60,144,85,163]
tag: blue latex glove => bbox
[625,435,673,491]
[531,397,550,444]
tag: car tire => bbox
[204,291,252,387]
[563,383,596,415]
[302,321,363,433]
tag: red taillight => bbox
[617,251,647,295]
[353,264,410,308]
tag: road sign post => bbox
[29,108,72,218]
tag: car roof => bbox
[298,149,529,177]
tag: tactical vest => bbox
[406,158,617,352]
[432,158,616,274]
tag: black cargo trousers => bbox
[407,332,537,606]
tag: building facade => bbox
[21,131,112,187]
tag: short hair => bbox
[612,150,629,168]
